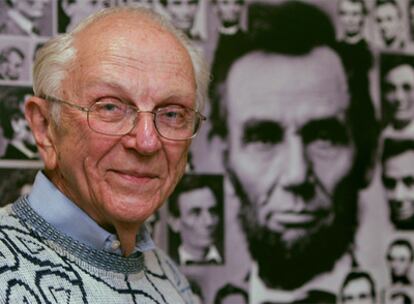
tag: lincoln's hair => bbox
[340,270,377,301]
[387,238,414,261]
[168,174,222,218]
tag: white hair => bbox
[32,6,209,122]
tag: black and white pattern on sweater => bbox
[0,198,195,304]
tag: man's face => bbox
[388,245,412,277]
[176,187,219,251]
[226,47,356,287]
[165,0,199,32]
[383,151,414,227]
[338,0,364,37]
[47,13,196,230]
[13,0,49,20]
[384,64,414,126]
[341,277,374,304]
[375,3,401,44]
[216,0,243,26]
[5,51,24,81]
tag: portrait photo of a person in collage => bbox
[3,0,414,303]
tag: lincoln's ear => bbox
[24,96,58,170]
[167,215,181,233]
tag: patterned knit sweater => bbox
[0,197,195,304]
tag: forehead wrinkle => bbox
[65,51,195,101]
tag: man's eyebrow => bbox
[299,117,350,143]
[242,119,283,144]
[243,119,283,133]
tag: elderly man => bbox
[209,1,378,302]
[0,6,208,303]
[0,0,50,36]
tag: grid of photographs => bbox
[2,0,414,303]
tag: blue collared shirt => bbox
[27,171,155,255]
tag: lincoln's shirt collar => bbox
[27,171,155,255]
[178,244,222,265]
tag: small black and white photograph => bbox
[382,138,414,230]
[372,0,409,51]
[57,0,113,33]
[0,37,31,83]
[0,0,55,37]
[338,270,377,304]
[0,86,38,160]
[381,53,414,139]
[167,174,224,266]
[385,238,414,287]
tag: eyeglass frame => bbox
[41,94,206,141]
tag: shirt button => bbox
[111,240,121,251]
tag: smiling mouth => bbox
[111,170,158,184]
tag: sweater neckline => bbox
[12,197,145,274]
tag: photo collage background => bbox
[1,0,414,303]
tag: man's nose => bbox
[394,181,408,201]
[201,211,216,227]
[279,134,309,188]
[126,113,162,154]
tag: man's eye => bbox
[92,100,126,121]
[383,176,397,189]
[157,107,190,127]
[190,208,201,217]
[384,83,396,94]
[96,102,123,112]
[403,176,414,187]
[402,83,414,93]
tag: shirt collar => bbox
[178,245,222,265]
[8,9,36,36]
[27,171,155,255]
[218,24,240,35]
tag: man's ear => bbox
[24,96,57,170]
[167,215,181,233]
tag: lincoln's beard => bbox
[228,169,359,291]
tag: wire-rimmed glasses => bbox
[42,95,206,141]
